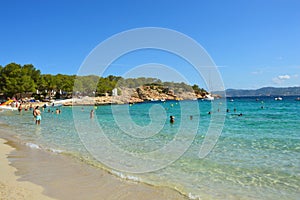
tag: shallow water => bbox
[0,96,299,199]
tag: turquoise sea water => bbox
[0,96,299,200]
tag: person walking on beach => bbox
[34,106,42,125]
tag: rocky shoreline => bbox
[62,86,218,106]
[1,86,219,108]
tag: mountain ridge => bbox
[220,86,300,97]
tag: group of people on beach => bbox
[15,102,42,125]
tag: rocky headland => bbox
[63,85,215,106]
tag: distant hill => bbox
[218,87,300,97]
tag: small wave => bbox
[188,193,202,200]
[25,142,41,149]
[111,170,140,182]
[48,148,63,153]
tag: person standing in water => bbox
[18,104,22,113]
[34,106,42,125]
[33,106,36,121]
[90,110,94,119]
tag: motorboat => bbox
[204,94,214,101]
[274,97,283,101]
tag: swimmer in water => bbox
[170,116,175,123]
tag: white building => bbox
[112,88,118,96]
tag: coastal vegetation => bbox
[0,63,208,100]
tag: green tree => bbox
[21,76,35,93]
[0,63,22,97]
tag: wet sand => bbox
[0,132,187,200]
[0,138,55,200]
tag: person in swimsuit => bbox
[18,104,22,112]
[34,106,42,125]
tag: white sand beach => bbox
[0,138,55,200]
[0,134,187,200]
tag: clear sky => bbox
[0,0,299,89]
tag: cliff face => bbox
[135,85,208,101]
[136,86,176,101]
[64,86,209,106]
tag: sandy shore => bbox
[0,138,55,200]
[0,132,187,200]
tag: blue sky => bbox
[0,0,299,89]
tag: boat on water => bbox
[49,102,63,107]
[296,97,300,101]
[204,94,214,101]
[49,99,73,106]
[274,97,283,101]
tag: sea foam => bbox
[48,148,63,153]
[25,142,41,149]
[188,193,202,200]
[111,170,140,182]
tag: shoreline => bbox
[0,131,188,200]
[0,138,55,200]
